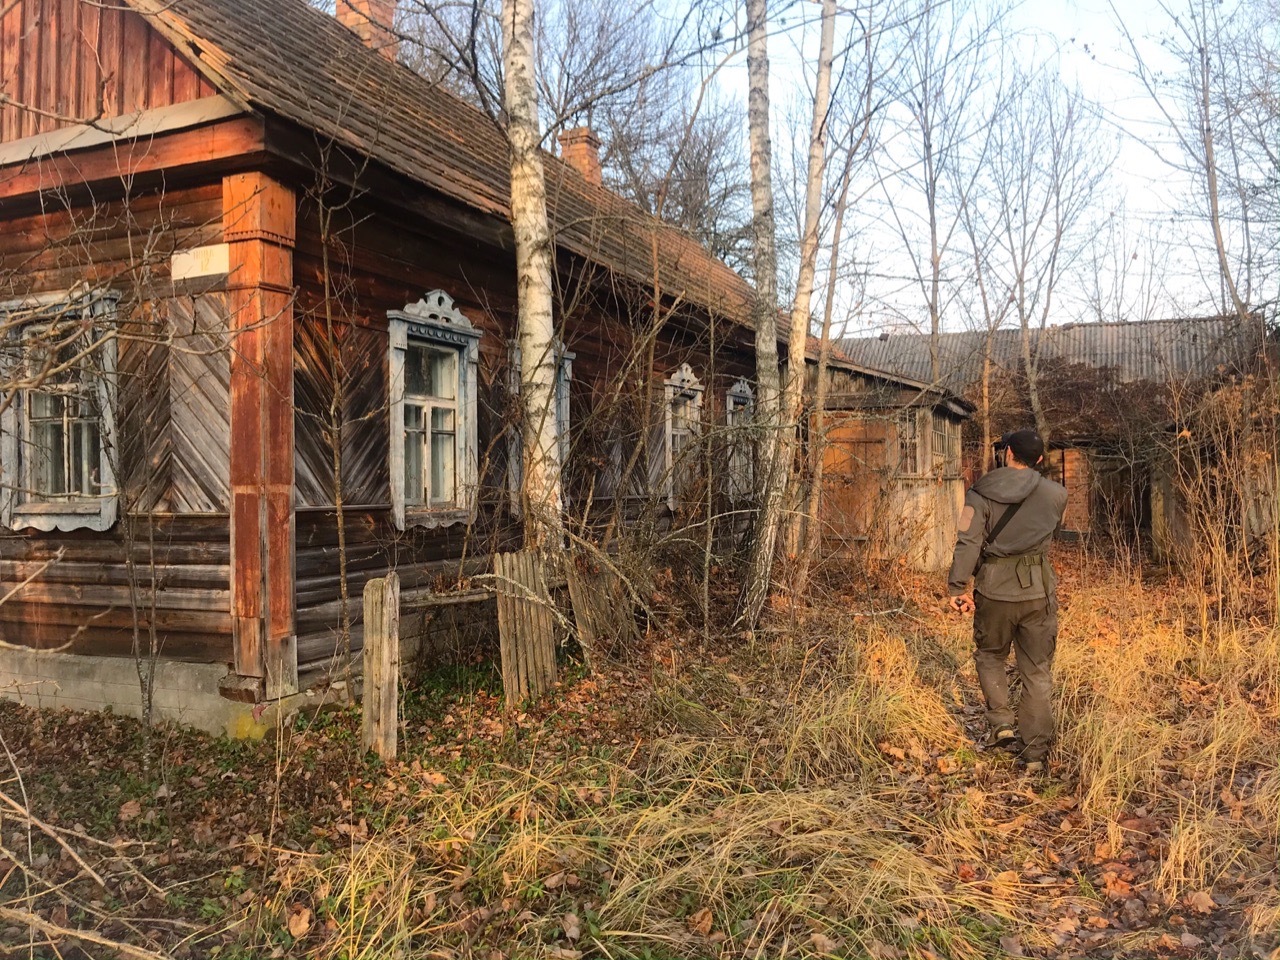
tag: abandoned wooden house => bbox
[0,0,964,732]
[840,316,1267,548]
[809,355,972,572]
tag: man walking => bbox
[948,429,1068,772]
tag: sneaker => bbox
[984,727,1017,748]
[1023,760,1045,774]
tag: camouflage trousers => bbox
[973,594,1057,761]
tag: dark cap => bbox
[994,429,1045,466]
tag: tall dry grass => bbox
[256,563,1278,958]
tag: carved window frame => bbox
[0,290,120,532]
[660,363,704,510]
[388,292,482,531]
[725,378,755,502]
[506,339,574,514]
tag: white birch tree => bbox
[779,0,838,564]
[736,0,784,630]
[501,0,562,546]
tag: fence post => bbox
[361,572,400,759]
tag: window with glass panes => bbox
[945,419,962,477]
[659,363,704,508]
[23,329,104,500]
[931,415,948,477]
[725,379,754,501]
[2,291,118,533]
[898,411,921,475]
[670,389,698,492]
[387,291,481,531]
[403,342,458,507]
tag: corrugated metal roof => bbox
[840,317,1264,392]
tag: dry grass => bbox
[254,561,1278,958]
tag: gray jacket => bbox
[948,467,1068,601]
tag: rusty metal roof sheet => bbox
[840,317,1265,391]
[128,0,754,325]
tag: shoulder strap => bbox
[985,496,1027,553]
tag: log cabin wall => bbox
[0,0,219,143]
[287,193,756,685]
[0,182,236,663]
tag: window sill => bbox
[403,506,472,531]
[9,499,117,533]
[14,501,103,515]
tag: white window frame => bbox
[659,363,704,510]
[0,290,119,532]
[897,408,927,478]
[725,378,754,502]
[506,339,574,514]
[388,291,481,531]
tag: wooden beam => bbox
[0,114,267,202]
[224,171,297,698]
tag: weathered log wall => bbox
[0,183,235,665]
[287,194,757,683]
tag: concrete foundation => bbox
[0,647,350,738]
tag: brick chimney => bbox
[336,0,398,61]
[557,127,602,186]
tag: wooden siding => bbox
[287,190,759,682]
[0,0,218,143]
[0,181,234,664]
[0,183,224,292]
[118,293,232,513]
[0,515,231,661]
[167,295,232,512]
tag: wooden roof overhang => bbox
[0,100,269,210]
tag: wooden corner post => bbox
[224,172,298,699]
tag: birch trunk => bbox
[735,0,783,632]
[780,0,837,564]
[502,0,562,548]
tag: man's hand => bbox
[949,593,975,614]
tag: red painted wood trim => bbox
[0,115,266,201]
[224,172,297,688]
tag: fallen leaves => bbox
[1184,890,1216,914]
[687,906,713,937]
[561,913,581,941]
[809,931,840,954]
[998,934,1025,956]
[117,800,141,822]
[287,905,311,938]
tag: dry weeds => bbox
[2,555,1277,959]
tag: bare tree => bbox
[983,69,1111,445]
[873,0,1007,386]
[400,0,750,262]
[1117,0,1278,325]
[779,0,837,564]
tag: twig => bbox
[0,790,108,890]
[0,906,171,960]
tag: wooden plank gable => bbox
[0,0,217,143]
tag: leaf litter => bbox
[0,551,1276,959]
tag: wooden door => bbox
[818,414,889,550]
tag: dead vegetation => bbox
[1,550,1277,959]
